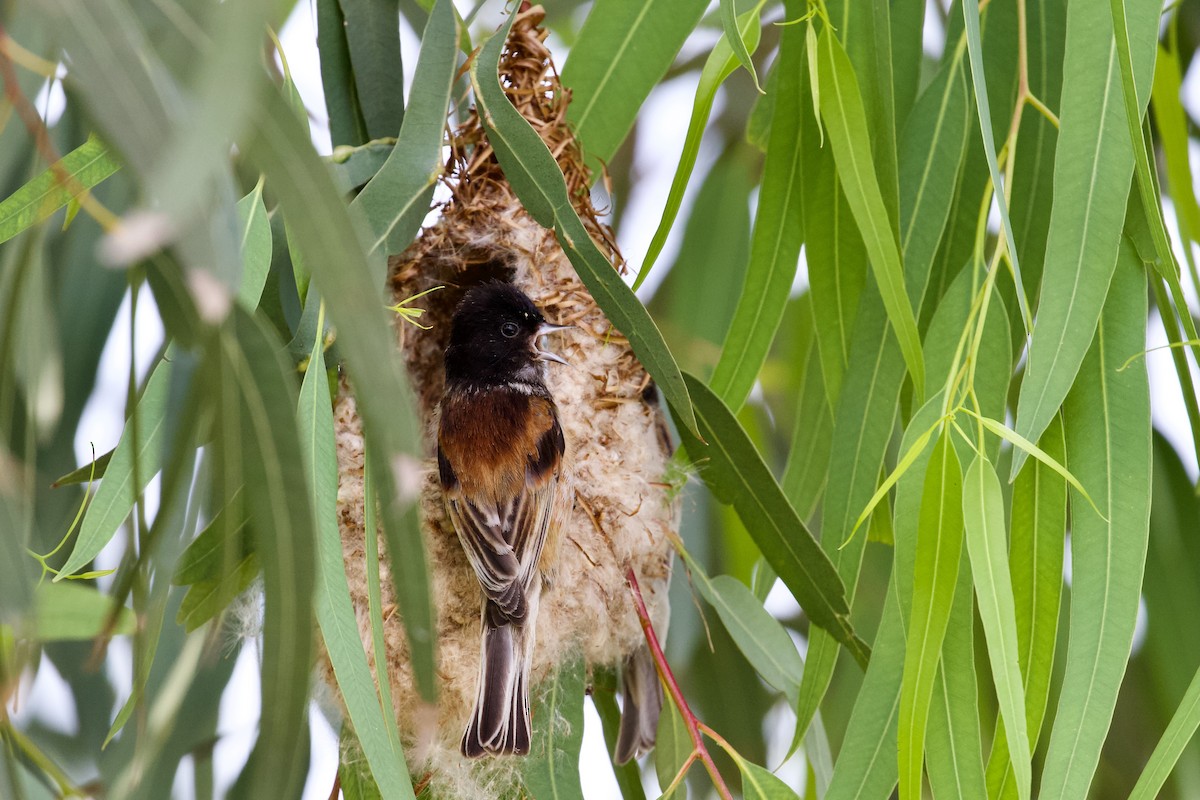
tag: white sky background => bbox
[26,0,1200,797]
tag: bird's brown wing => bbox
[438,393,564,623]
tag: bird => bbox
[436,281,570,757]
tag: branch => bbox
[625,567,733,800]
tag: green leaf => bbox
[1038,240,1151,797]
[823,583,904,799]
[176,556,260,633]
[33,582,134,640]
[633,5,764,288]
[171,499,251,587]
[719,0,762,91]
[245,85,435,699]
[709,0,805,411]
[677,549,804,705]
[469,15,698,439]
[590,670,648,800]
[735,756,799,799]
[352,0,456,259]
[0,134,121,246]
[338,0,404,140]
[219,309,316,800]
[898,431,963,800]
[780,326,832,524]
[235,180,272,310]
[1008,0,1158,478]
[52,448,114,487]
[561,0,708,168]
[959,0,1031,332]
[655,699,691,797]
[316,0,369,147]
[986,418,1067,800]
[676,373,867,666]
[925,555,987,800]
[962,455,1030,800]
[302,309,414,798]
[1130,664,1200,800]
[521,660,585,800]
[816,25,924,400]
[58,356,171,578]
[329,141,395,193]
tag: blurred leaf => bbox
[245,85,434,699]
[590,670,648,800]
[171,500,250,586]
[52,449,113,487]
[1008,0,1158,478]
[561,0,708,168]
[709,0,804,411]
[33,582,134,640]
[634,5,764,288]
[1130,664,1200,800]
[521,659,585,800]
[235,181,272,311]
[816,25,924,400]
[0,135,120,246]
[1039,241,1151,797]
[302,309,414,797]
[470,15,698,438]
[677,549,804,705]
[58,356,170,578]
[339,0,405,139]
[317,0,370,147]
[339,724,386,800]
[353,0,456,259]
[329,141,395,193]
[962,455,1030,800]
[779,321,831,524]
[218,310,315,800]
[676,373,868,666]
[655,697,691,797]
[898,431,963,800]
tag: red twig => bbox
[625,567,733,800]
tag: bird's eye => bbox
[501,321,520,338]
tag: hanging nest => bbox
[327,5,678,795]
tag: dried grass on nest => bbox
[327,6,678,795]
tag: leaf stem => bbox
[625,567,733,800]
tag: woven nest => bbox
[326,5,679,796]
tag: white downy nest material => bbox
[325,5,678,795]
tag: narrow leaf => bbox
[0,134,120,246]
[353,0,457,259]
[816,26,924,399]
[898,431,963,800]
[709,0,805,410]
[1009,0,1158,478]
[521,660,586,800]
[33,582,134,640]
[561,0,708,168]
[719,0,762,91]
[676,373,868,666]
[1038,240,1151,797]
[634,5,764,288]
[235,181,272,311]
[58,357,170,578]
[338,0,405,139]
[302,312,414,797]
[962,455,1030,800]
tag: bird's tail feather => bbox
[462,583,541,757]
[614,643,664,764]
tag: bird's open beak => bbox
[534,323,572,365]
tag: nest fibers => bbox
[327,5,678,794]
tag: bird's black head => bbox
[444,282,567,388]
